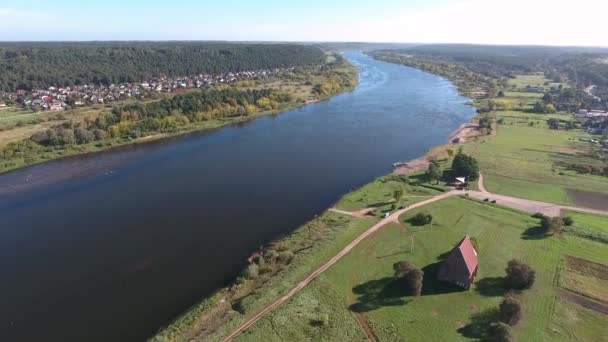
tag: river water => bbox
[0,52,475,341]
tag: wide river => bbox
[0,52,475,341]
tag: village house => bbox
[50,100,64,111]
[437,235,478,289]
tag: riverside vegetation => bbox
[160,45,608,341]
[0,51,357,174]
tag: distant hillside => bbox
[0,42,326,92]
[378,44,608,88]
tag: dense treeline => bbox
[0,42,325,91]
[389,44,608,84]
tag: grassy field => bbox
[237,197,608,341]
[463,110,608,205]
[507,74,564,90]
[336,173,447,215]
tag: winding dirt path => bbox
[222,173,608,341]
[222,192,456,341]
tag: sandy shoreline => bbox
[393,121,480,176]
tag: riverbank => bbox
[150,61,479,342]
[0,61,358,176]
[196,56,608,342]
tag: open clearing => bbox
[463,110,608,205]
[235,197,608,341]
[507,74,564,90]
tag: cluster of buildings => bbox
[0,67,294,111]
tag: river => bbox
[0,52,475,341]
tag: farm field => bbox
[507,74,564,90]
[235,197,608,341]
[463,110,608,205]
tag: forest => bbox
[0,42,326,92]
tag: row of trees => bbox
[0,42,326,91]
[486,259,536,341]
[28,88,294,147]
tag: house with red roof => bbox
[437,235,478,289]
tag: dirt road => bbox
[222,191,457,341]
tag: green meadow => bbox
[463,111,608,205]
[236,197,608,341]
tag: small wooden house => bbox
[437,235,478,289]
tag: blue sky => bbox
[0,0,606,46]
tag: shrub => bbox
[531,212,546,219]
[488,322,515,342]
[410,212,433,226]
[93,129,107,141]
[263,249,278,261]
[277,251,294,264]
[499,296,522,326]
[562,216,574,226]
[505,259,535,290]
[244,263,259,279]
[393,261,424,296]
[74,127,95,144]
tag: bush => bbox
[499,296,522,326]
[263,249,278,261]
[244,263,259,279]
[74,127,95,144]
[505,259,535,290]
[410,212,433,226]
[93,128,107,141]
[531,212,546,219]
[393,261,424,296]
[277,250,294,264]
[562,216,574,226]
[541,216,563,234]
[488,322,515,342]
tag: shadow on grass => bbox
[457,307,499,340]
[521,225,551,240]
[421,261,464,296]
[376,249,410,259]
[474,277,507,297]
[349,277,411,313]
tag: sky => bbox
[0,0,607,46]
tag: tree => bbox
[393,189,404,203]
[562,216,574,226]
[452,152,479,181]
[547,118,560,130]
[488,322,515,342]
[497,90,505,97]
[499,296,522,326]
[410,212,433,226]
[542,93,553,104]
[545,104,557,113]
[74,127,94,144]
[505,259,536,290]
[428,161,442,184]
[393,261,424,296]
